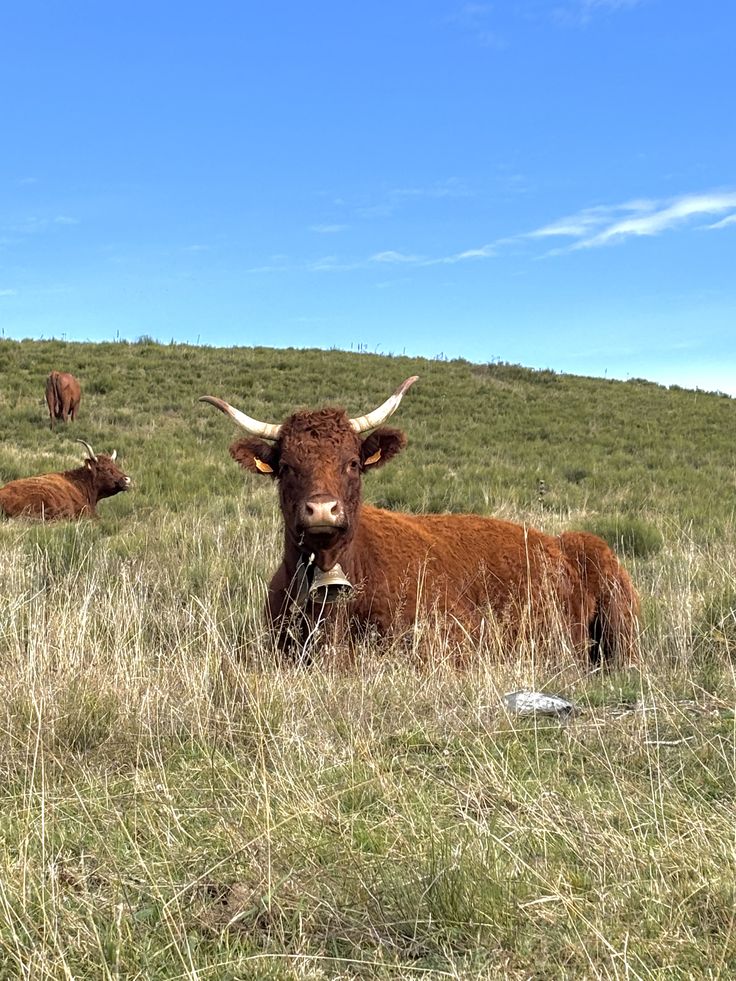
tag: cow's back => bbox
[45,371,81,427]
[62,373,81,408]
[344,506,589,641]
[0,473,90,519]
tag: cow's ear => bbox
[229,438,279,478]
[360,427,407,470]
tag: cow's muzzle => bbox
[301,498,345,532]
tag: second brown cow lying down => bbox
[201,377,640,665]
[0,440,131,519]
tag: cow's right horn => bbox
[349,376,419,434]
[76,439,98,461]
[199,396,282,441]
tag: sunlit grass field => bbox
[0,337,734,978]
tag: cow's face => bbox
[87,452,132,499]
[202,376,417,566]
[230,409,406,557]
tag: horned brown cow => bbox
[45,371,81,430]
[201,378,639,664]
[0,440,131,520]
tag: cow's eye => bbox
[347,459,360,473]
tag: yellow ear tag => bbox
[364,449,382,466]
[255,458,274,474]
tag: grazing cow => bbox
[45,371,81,430]
[0,440,131,519]
[200,378,639,664]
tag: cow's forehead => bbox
[279,408,361,455]
[96,454,125,471]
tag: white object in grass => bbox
[502,690,576,718]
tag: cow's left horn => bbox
[199,396,282,441]
[349,376,419,434]
[76,439,97,461]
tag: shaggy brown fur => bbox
[0,451,131,519]
[45,371,81,430]
[226,405,639,665]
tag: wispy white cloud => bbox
[584,193,736,247]
[328,190,736,268]
[707,213,736,231]
[425,244,497,264]
[307,255,368,272]
[0,288,17,296]
[247,187,735,276]
[528,199,654,239]
[527,191,736,251]
[369,243,497,266]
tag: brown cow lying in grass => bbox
[0,440,131,519]
[45,370,81,429]
[201,378,639,665]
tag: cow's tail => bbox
[560,531,640,667]
[45,373,60,428]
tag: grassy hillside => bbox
[2,336,735,526]
[0,338,734,978]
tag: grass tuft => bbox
[582,514,664,558]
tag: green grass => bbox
[580,515,664,558]
[0,337,735,978]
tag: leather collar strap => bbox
[291,554,316,607]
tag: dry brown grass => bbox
[0,503,734,978]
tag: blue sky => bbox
[1,1,735,393]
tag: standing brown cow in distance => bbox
[0,440,131,519]
[200,378,639,665]
[45,371,81,429]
